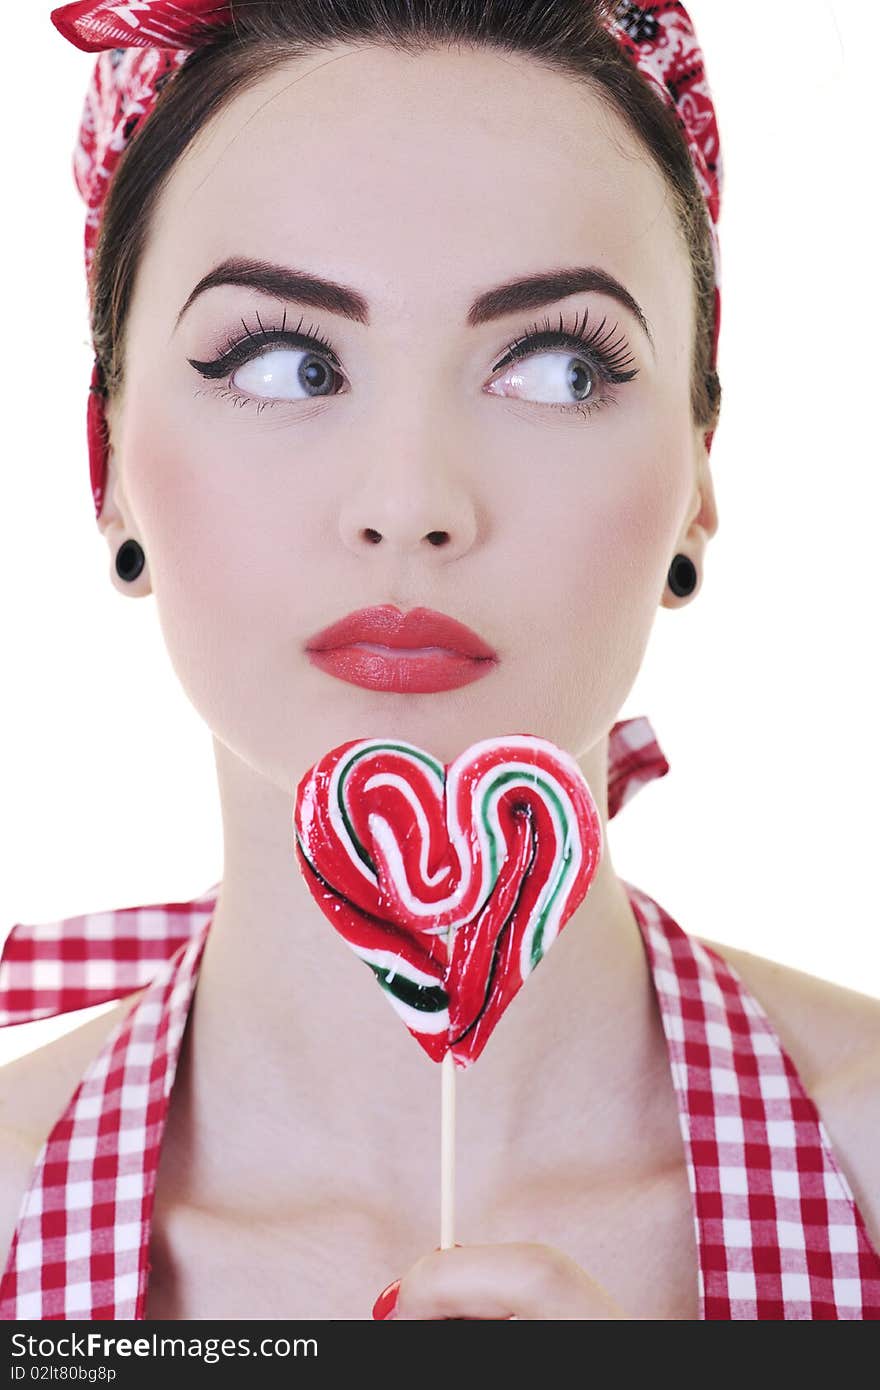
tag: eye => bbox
[234,345,341,401]
[485,310,639,419]
[188,310,346,413]
[487,349,602,413]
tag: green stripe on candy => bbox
[528,842,573,970]
[337,741,445,875]
[368,962,449,1014]
[474,766,572,967]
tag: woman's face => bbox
[104,42,714,781]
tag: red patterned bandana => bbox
[51,1,723,521]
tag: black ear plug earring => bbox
[115,538,145,582]
[667,552,697,597]
[114,539,695,593]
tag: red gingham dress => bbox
[1,716,878,1320]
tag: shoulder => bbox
[696,937,880,1085]
[697,936,880,1250]
[0,990,147,1265]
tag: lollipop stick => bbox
[440,1050,456,1247]
[440,932,456,1249]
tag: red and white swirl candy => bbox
[294,734,603,1069]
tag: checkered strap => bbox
[0,887,220,1028]
[628,881,880,1319]
[0,921,210,1318]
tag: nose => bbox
[337,420,479,563]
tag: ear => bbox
[659,429,719,609]
[99,452,151,597]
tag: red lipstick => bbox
[304,605,498,694]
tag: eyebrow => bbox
[174,256,655,353]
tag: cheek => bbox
[135,435,253,605]
[509,431,687,751]
[121,412,320,709]
[128,394,324,599]
[532,431,683,622]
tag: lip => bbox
[305,605,498,694]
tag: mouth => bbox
[305,606,498,694]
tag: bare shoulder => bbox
[697,936,880,1250]
[696,937,880,1086]
[0,990,147,1264]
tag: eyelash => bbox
[188,305,640,420]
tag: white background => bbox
[1,1,877,1068]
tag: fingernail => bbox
[372,1279,400,1320]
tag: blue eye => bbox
[188,310,345,414]
[189,305,639,420]
[231,344,340,402]
[485,309,639,418]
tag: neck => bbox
[166,732,671,1222]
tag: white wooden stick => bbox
[440,931,456,1249]
[440,1050,456,1248]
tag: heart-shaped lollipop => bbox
[293,735,603,1068]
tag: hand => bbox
[372,1241,629,1320]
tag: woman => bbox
[0,0,877,1321]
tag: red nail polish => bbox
[372,1279,400,1320]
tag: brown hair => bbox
[91,0,721,435]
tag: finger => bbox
[394,1242,611,1320]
